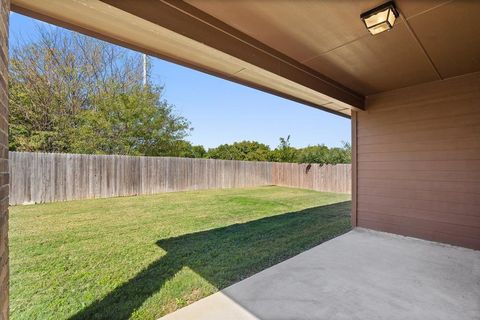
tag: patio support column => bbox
[0,0,9,318]
[351,111,358,228]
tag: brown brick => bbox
[0,159,7,174]
[0,0,9,318]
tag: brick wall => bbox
[0,0,8,318]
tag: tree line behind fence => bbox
[9,152,351,205]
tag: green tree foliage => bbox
[207,141,272,161]
[270,135,297,163]
[172,141,207,158]
[205,137,351,165]
[297,142,351,165]
[69,84,190,156]
[296,144,330,164]
[9,27,191,155]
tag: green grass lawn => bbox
[10,186,351,319]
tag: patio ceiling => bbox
[11,0,480,118]
[186,0,480,95]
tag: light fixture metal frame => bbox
[360,1,399,35]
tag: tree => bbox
[69,83,191,156]
[9,26,191,155]
[326,141,351,164]
[207,141,271,161]
[203,137,351,165]
[296,141,351,165]
[271,135,298,162]
[171,141,207,158]
[297,144,330,164]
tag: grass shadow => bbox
[70,201,351,319]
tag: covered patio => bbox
[1,0,479,319]
[161,228,480,320]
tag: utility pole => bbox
[142,53,147,87]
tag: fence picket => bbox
[9,151,351,205]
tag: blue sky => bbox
[10,12,350,149]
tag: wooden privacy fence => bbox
[9,152,351,205]
[272,162,351,194]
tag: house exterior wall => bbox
[0,0,8,318]
[355,72,480,250]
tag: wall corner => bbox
[351,110,358,228]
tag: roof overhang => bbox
[12,0,364,118]
[11,1,479,119]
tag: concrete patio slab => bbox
[160,228,480,320]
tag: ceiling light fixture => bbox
[360,1,399,35]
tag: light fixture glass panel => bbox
[387,10,396,27]
[361,2,399,35]
[364,9,389,28]
[369,22,390,35]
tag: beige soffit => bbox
[186,0,480,96]
[12,0,364,118]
